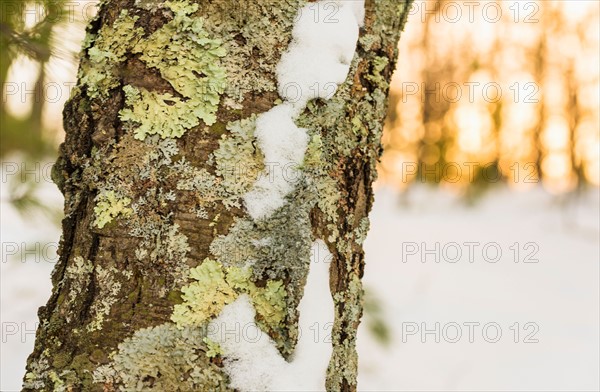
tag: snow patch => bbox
[242,104,309,219]
[243,0,365,220]
[208,240,334,391]
[208,295,284,391]
[278,0,364,109]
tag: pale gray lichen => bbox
[326,275,363,390]
[130,217,192,290]
[93,323,231,391]
[87,265,124,331]
[213,116,264,207]
[135,0,165,11]
[147,137,179,167]
[210,198,313,285]
[63,256,95,323]
[191,0,307,104]
[65,256,94,305]
[174,159,220,199]
[354,217,370,245]
[23,355,50,390]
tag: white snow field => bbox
[358,185,599,391]
[1,183,598,391]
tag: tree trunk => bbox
[24,0,412,391]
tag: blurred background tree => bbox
[379,0,599,201]
[1,0,86,218]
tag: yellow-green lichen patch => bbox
[120,2,227,140]
[358,34,381,52]
[171,259,287,333]
[224,266,288,329]
[79,10,143,99]
[171,259,236,328]
[120,86,197,140]
[48,370,75,392]
[93,190,133,229]
[80,0,228,138]
[365,56,390,89]
[203,337,223,358]
[93,323,230,391]
[251,280,287,329]
[300,133,341,240]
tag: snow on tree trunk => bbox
[24,0,412,391]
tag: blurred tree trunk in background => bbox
[23,1,411,391]
[1,0,58,158]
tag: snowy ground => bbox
[358,186,599,391]
[1,183,598,391]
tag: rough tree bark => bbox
[24,0,412,391]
